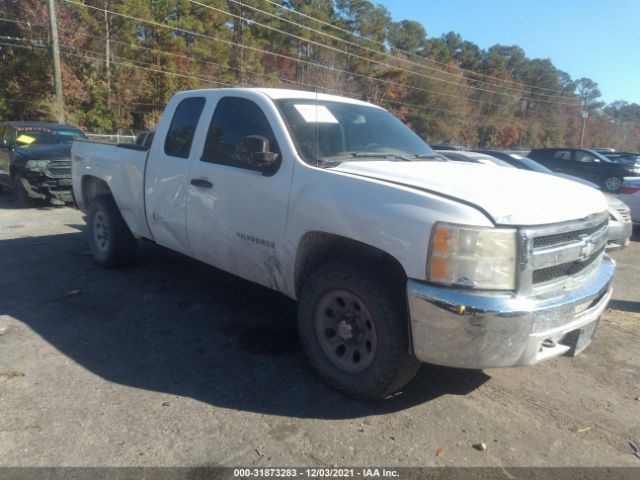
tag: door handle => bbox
[190,178,213,188]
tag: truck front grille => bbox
[533,220,607,248]
[532,247,604,284]
[519,213,609,293]
[46,159,71,178]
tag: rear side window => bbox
[201,97,280,169]
[553,150,572,161]
[164,97,205,158]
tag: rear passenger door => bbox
[145,96,206,255]
[186,94,294,291]
[543,149,573,174]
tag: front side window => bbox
[575,152,597,163]
[276,99,435,165]
[201,97,280,170]
[164,97,206,158]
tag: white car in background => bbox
[620,179,640,223]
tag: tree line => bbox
[1,0,639,150]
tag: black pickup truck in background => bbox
[528,147,633,193]
[0,122,87,207]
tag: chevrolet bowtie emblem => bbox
[578,238,596,261]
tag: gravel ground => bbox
[0,191,639,467]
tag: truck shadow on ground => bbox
[0,226,489,419]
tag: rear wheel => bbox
[87,195,137,267]
[603,176,622,193]
[297,259,420,400]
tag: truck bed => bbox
[71,140,151,239]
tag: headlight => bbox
[25,160,50,171]
[427,222,517,290]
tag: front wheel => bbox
[12,174,34,208]
[603,176,622,192]
[297,259,420,400]
[87,195,137,267]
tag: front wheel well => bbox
[294,232,407,299]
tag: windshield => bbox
[14,127,86,147]
[506,153,553,173]
[275,99,435,164]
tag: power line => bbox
[58,0,553,113]
[259,0,578,97]
[215,0,575,103]
[4,8,639,125]
[188,0,580,107]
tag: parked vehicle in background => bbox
[620,180,640,223]
[593,148,616,154]
[435,150,511,167]
[72,88,614,399]
[605,196,633,249]
[0,121,86,207]
[473,149,632,250]
[528,147,633,193]
[135,129,155,147]
[601,151,640,174]
[428,143,469,151]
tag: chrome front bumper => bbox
[407,255,614,369]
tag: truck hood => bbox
[14,143,72,160]
[332,161,608,226]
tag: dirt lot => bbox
[0,191,639,467]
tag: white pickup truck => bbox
[72,88,614,399]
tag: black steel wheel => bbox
[297,259,420,400]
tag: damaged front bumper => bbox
[407,254,614,369]
[21,172,73,204]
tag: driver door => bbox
[187,94,293,290]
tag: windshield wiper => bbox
[413,153,446,160]
[349,152,413,161]
[318,151,414,165]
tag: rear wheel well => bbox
[81,176,112,208]
[294,232,407,300]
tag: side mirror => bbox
[238,135,279,172]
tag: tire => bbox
[87,195,137,268]
[603,176,622,193]
[297,259,420,400]
[12,174,34,208]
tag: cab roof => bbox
[183,87,382,109]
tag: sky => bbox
[376,0,640,105]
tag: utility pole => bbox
[580,110,588,148]
[47,0,65,123]
[105,1,111,108]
